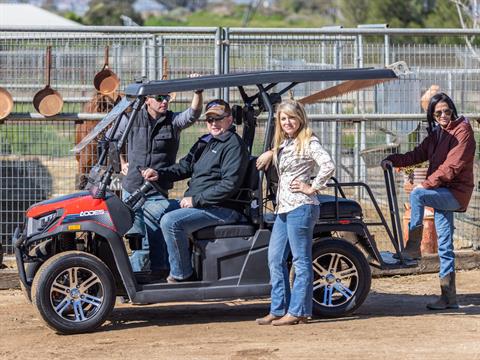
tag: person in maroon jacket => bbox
[381,92,476,310]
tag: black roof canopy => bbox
[125,68,398,96]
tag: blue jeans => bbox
[122,190,179,272]
[410,187,460,278]
[268,204,319,318]
[160,206,245,280]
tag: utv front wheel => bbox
[311,238,371,318]
[31,251,115,334]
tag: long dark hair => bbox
[426,92,458,135]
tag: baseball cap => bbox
[204,99,231,119]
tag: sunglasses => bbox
[433,108,453,118]
[148,94,171,102]
[206,116,226,124]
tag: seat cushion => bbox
[318,194,362,219]
[194,224,256,240]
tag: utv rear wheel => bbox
[311,238,371,318]
[31,251,115,334]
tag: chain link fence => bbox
[1,26,480,254]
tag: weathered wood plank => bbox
[0,270,19,290]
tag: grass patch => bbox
[0,124,73,157]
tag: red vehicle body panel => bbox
[26,193,116,232]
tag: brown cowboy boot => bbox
[427,272,459,310]
[271,314,308,326]
[394,225,423,260]
[255,314,282,325]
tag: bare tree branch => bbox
[450,0,479,59]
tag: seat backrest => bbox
[233,156,258,203]
[229,156,260,221]
[243,156,259,192]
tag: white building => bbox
[0,3,81,26]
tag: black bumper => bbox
[13,227,29,290]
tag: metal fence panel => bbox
[1,26,480,255]
[0,28,219,114]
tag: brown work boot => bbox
[271,314,308,326]
[394,225,423,260]
[255,314,282,325]
[427,272,459,310]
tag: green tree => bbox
[425,1,461,28]
[64,11,84,24]
[367,0,427,28]
[160,0,207,11]
[83,0,143,26]
[278,0,336,15]
[437,1,480,45]
[339,0,370,26]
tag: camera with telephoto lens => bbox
[124,181,153,210]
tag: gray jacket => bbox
[112,106,200,195]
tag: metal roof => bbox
[124,68,398,96]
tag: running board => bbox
[131,283,271,304]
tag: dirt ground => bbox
[1,270,480,360]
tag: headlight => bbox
[26,212,58,238]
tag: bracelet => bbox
[194,89,204,94]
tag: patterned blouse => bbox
[275,135,335,214]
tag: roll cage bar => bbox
[85,68,399,220]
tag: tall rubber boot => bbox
[394,225,423,260]
[427,272,459,310]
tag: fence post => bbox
[384,33,390,67]
[141,40,147,78]
[223,27,230,103]
[114,43,123,87]
[332,38,343,180]
[158,35,164,80]
[358,33,367,197]
[320,34,327,145]
[353,34,361,197]
[384,33,392,146]
[148,34,158,80]
[215,27,223,99]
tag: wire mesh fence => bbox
[0,28,220,115]
[1,26,480,255]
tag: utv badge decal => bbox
[79,210,106,217]
[62,210,114,229]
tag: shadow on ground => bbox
[98,292,480,333]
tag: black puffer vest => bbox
[122,108,179,195]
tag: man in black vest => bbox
[113,84,203,276]
[141,99,249,283]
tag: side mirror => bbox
[108,142,121,173]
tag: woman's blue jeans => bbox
[409,187,460,278]
[268,204,319,318]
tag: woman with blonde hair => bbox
[255,100,335,325]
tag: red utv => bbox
[14,69,416,334]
